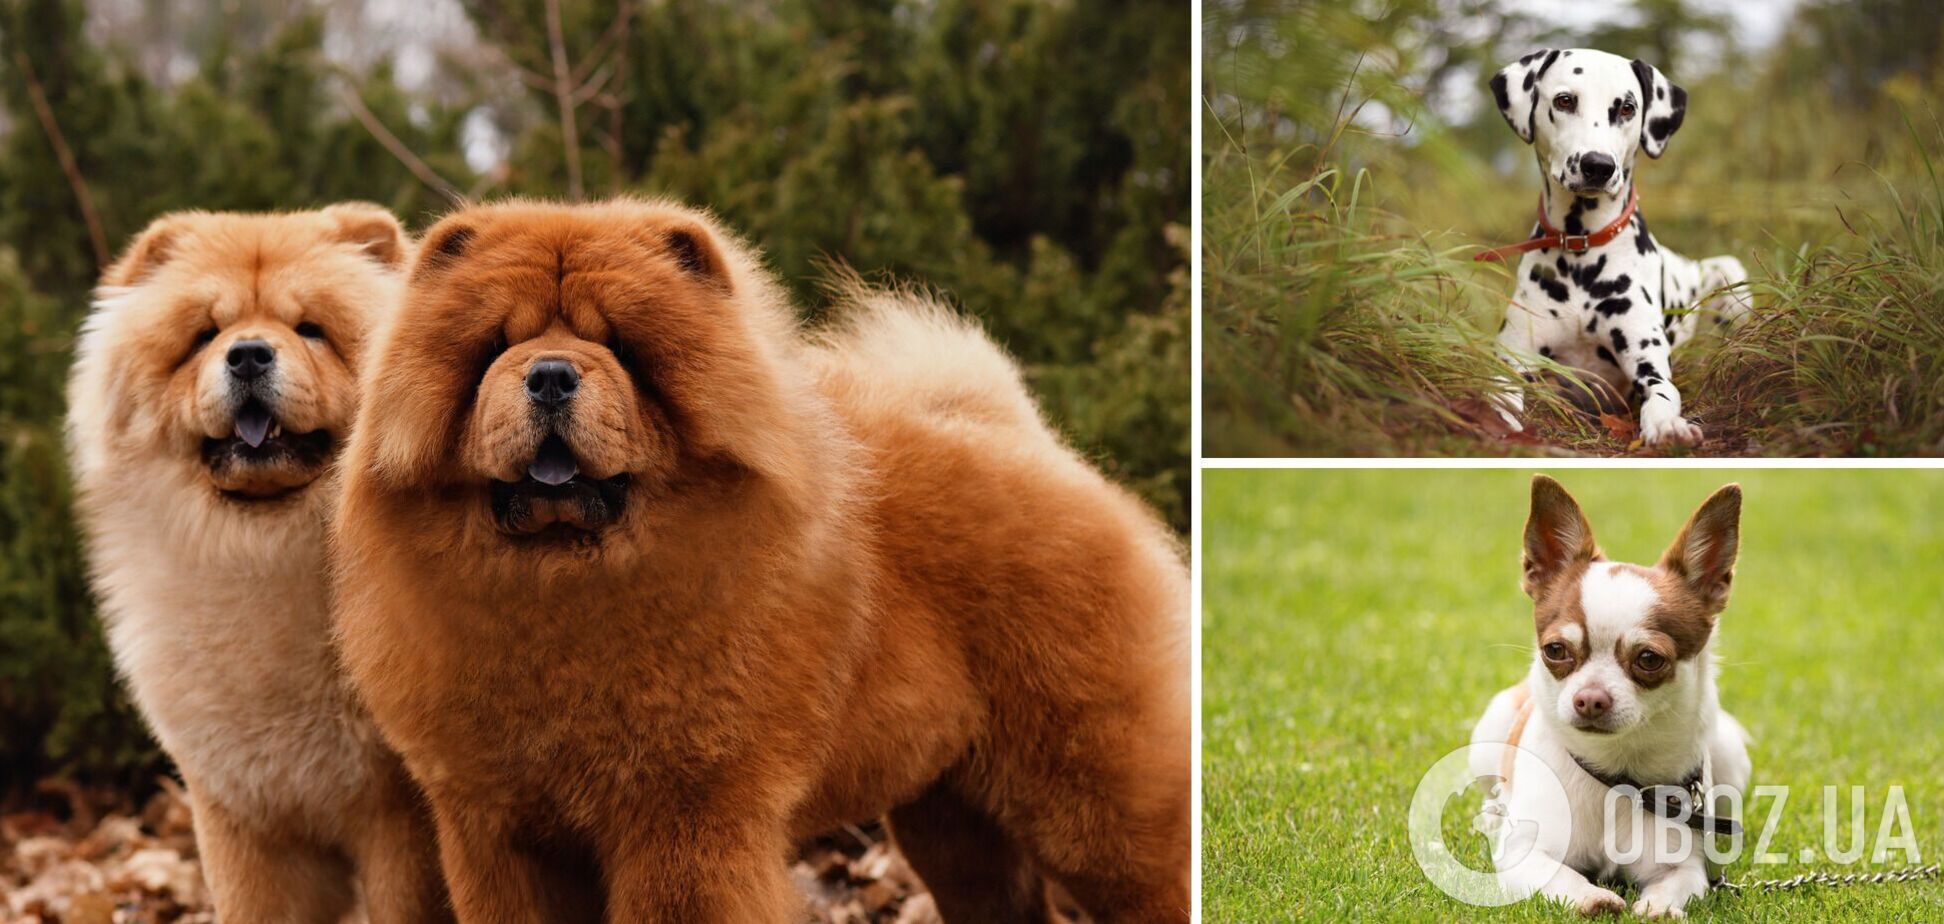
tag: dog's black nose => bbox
[226,340,275,381]
[1579,153,1617,186]
[525,359,579,407]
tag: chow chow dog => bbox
[68,206,450,922]
[331,198,1190,922]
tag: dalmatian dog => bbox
[1484,48,1751,446]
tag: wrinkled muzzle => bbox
[465,329,656,536]
[191,330,342,500]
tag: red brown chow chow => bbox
[332,198,1189,923]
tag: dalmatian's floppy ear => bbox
[1489,49,1558,145]
[1630,59,1688,158]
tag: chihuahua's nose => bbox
[1573,687,1613,719]
[1579,153,1616,186]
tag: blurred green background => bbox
[1203,468,1944,921]
[0,0,1186,797]
[1204,0,1944,457]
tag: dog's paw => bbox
[1632,896,1688,919]
[1640,414,1702,447]
[1575,887,1627,916]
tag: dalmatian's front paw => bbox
[1496,406,1525,434]
[1640,410,1703,447]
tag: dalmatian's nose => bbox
[1580,153,1617,186]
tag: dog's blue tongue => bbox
[529,436,579,486]
[235,403,272,448]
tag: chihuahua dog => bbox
[1470,475,1751,918]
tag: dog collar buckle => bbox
[1573,754,1745,838]
[1561,234,1592,253]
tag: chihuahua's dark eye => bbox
[1553,93,1577,113]
[1542,642,1571,661]
[295,321,326,340]
[1635,650,1667,671]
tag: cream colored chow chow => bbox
[67,205,450,923]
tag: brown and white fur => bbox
[330,198,1190,923]
[67,206,450,923]
[1469,475,1751,918]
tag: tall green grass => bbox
[1203,27,1944,457]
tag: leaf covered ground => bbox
[3,781,1087,923]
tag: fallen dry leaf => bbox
[1599,412,1640,442]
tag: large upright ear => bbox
[102,215,190,287]
[1659,484,1740,610]
[1524,474,1599,597]
[1629,59,1687,159]
[325,202,408,268]
[1489,49,1558,145]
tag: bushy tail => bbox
[811,283,1045,433]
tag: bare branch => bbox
[336,84,464,204]
[544,0,584,201]
[571,2,636,85]
[571,63,614,106]
[467,165,508,203]
[513,66,555,94]
[604,1,629,196]
[14,51,109,270]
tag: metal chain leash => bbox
[1714,862,1942,893]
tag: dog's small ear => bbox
[324,202,408,268]
[644,217,731,289]
[1630,59,1687,159]
[413,220,477,276]
[1660,483,1740,610]
[1490,49,1557,145]
[1524,474,1598,598]
[103,215,189,287]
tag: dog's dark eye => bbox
[191,326,218,350]
[1635,650,1667,671]
[295,321,326,340]
[481,332,508,366]
[1553,93,1577,113]
[607,337,654,392]
[1542,642,1571,661]
[1619,101,1637,120]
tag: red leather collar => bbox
[1475,188,1639,263]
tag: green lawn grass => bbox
[1202,469,1944,921]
